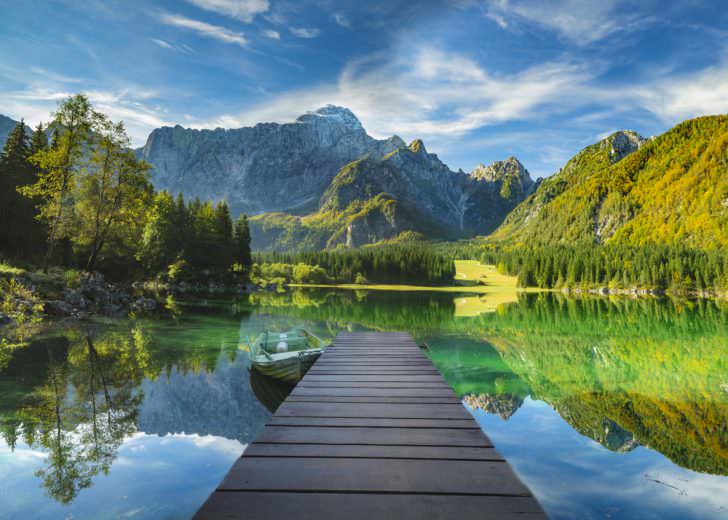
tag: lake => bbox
[1,290,726,519]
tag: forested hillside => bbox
[492,117,728,248]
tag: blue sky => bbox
[1,0,728,177]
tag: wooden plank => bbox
[297,382,452,388]
[309,366,439,371]
[196,492,546,520]
[290,386,458,398]
[303,375,446,382]
[256,426,491,446]
[219,458,531,496]
[286,396,460,404]
[244,443,504,461]
[194,331,544,520]
[267,417,479,429]
[313,361,435,366]
[307,371,441,376]
[277,402,472,419]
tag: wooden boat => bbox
[247,328,327,383]
[249,366,294,413]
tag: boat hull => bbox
[251,352,321,383]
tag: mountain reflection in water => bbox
[0,290,726,519]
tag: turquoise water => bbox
[1,292,726,519]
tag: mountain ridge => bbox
[491,120,728,248]
[249,136,536,250]
[136,105,407,216]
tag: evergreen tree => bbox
[213,201,234,270]
[0,119,30,258]
[234,214,252,268]
[0,120,46,260]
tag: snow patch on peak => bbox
[297,105,364,131]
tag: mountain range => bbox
[1,107,726,250]
[136,106,537,249]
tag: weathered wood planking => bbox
[194,332,546,520]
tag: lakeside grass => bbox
[453,260,517,288]
[289,261,544,316]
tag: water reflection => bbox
[0,316,274,516]
[253,290,728,476]
[249,367,295,413]
[2,330,146,504]
[1,290,726,519]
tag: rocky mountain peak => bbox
[295,105,364,131]
[0,114,20,147]
[471,156,533,185]
[408,138,427,155]
[602,130,646,163]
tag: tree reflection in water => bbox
[2,326,151,503]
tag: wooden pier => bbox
[195,332,546,519]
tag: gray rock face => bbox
[319,140,536,244]
[137,106,405,216]
[604,130,646,163]
[0,114,19,149]
[470,156,536,202]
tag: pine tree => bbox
[213,201,234,270]
[234,214,252,269]
[0,120,34,259]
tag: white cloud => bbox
[195,47,598,143]
[30,67,83,84]
[290,27,320,39]
[484,0,646,44]
[486,12,508,29]
[641,63,728,121]
[2,87,172,145]
[150,38,174,50]
[159,13,248,47]
[262,29,280,40]
[333,13,352,29]
[185,0,269,23]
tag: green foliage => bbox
[456,242,728,295]
[138,193,249,280]
[0,120,46,261]
[256,243,455,285]
[167,256,188,282]
[234,214,252,268]
[493,117,728,248]
[1,278,44,325]
[73,120,153,272]
[21,95,109,270]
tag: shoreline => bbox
[287,282,545,294]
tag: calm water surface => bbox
[0,290,726,519]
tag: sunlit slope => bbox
[492,116,728,248]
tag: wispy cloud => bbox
[159,12,248,47]
[262,29,280,40]
[290,27,320,39]
[483,0,650,44]
[185,0,269,23]
[149,38,194,53]
[150,38,174,50]
[30,66,83,84]
[640,63,728,121]
[333,13,352,29]
[2,87,172,145]
[197,47,599,141]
